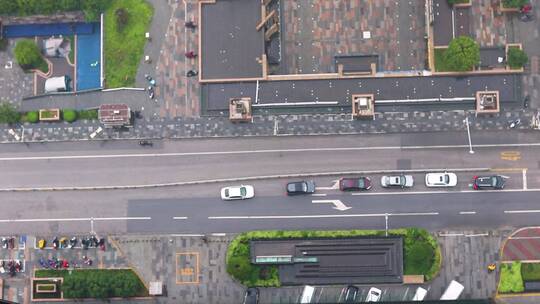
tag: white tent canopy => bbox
[44,76,68,93]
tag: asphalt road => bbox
[0,130,538,235]
[0,130,539,189]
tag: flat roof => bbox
[98,103,131,124]
[200,0,264,80]
[202,74,520,112]
[250,237,403,285]
[433,0,453,46]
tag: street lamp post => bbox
[464,117,474,154]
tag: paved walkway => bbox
[0,39,33,105]
[501,227,540,261]
[0,108,537,143]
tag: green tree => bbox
[33,0,60,14]
[13,39,43,70]
[0,103,21,125]
[444,36,480,72]
[62,109,77,122]
[507,47,528,69]
[0,0,19,14]
[82,0,108,21]
[58,0,82,11]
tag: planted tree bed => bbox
[35,269,147,299]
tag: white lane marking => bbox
[4,142,540,161]
[208,212,439,220]
[465,233,489,237]
[172,216,188,220]
[0,217,151,223]
[211,233,227,236]
[169,234,204,237]
[352,188,540,196]
[505,210,540,214]
[509,236,540,240]
[523,169,528,190]
[439,233,465,237]
[459,211,476,215]
[312,199,351,211]
[311,193,327,197]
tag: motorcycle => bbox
[144,74,156,86]
[8,238,14,249]
[68,237,77,249]
[59,237,68,249]
[2,238,7,249]
[509,119,521,129]
[139,140,153,147]
[90,235,98,247]
[148,86,155,99]
[39,257,49,269]
[98,238,106,251]
[38,239,46,249]
[81,238,89,250]
[52,237,59,250]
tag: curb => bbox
[0,167,491,192]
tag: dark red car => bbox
[339,177,372,191]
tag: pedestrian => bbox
[185,20,197,29]
[487,263,496,273]
[185,51,197,59]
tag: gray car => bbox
[380,175,414,188]
[286,180,316,195]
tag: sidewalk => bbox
[0,108,537,143]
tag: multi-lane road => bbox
[0,130,539,235]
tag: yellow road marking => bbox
[176,252,200,284]
[500,151,521,161]
[491,167,528,173]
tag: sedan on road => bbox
[220,185,255,200]
[472,175,506,190]
[425,172,458,187]
[286,180,316,195]
[339,177,372,191]
[380,175,414,188]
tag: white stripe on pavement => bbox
[504,210,540,214]
[3,142,540,161]
[172,217,188,220]
[208,212,439,220]
[459,211,477,215]
[0,217,151,223]
[351,188,540,196]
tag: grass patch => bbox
[434,48,452,72]
[40,110,58,119]
[104,0,153,87]
[67,35,75,64]
[35,269,147,299]
[499,262,525,293]
[521,262,540,281]
[32,279,62,299]
[227,228,440,287]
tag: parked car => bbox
[220,185,255,200]
[339,285,359,303]
[380,175,414,188]
[286,180,316,195]
[366,287,382,302]
[425,172,458,187]
[339,177,372,191]
[472,175,506,190]
[243,287,259,304]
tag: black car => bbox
[286,180,316,195]
[472,175,505,190]
[243,288,259,304]
[339,285,359,303]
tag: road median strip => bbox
[0,167,491,192]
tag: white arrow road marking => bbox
[315,180,340,190]
[312,199,351,211]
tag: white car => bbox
[380,175,414,188]
[220,185,255,201]
[366,287,382,302]
[425,172,458,187]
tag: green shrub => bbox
[444,36,480,72]
[14,39,47,72]
[499,262,525,293]
[62,109,77,122]
[226,228,440,287]
[507,47,528,69]
[77,109,98,120]
[0,0,108,21]
[521,262,540,281]
[26,111,39,123]
[447,0,469,5]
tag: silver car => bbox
[380,175,414,188]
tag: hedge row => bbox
[226,228,441,287]
[0,0,109,21]
[21,109,98,123]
